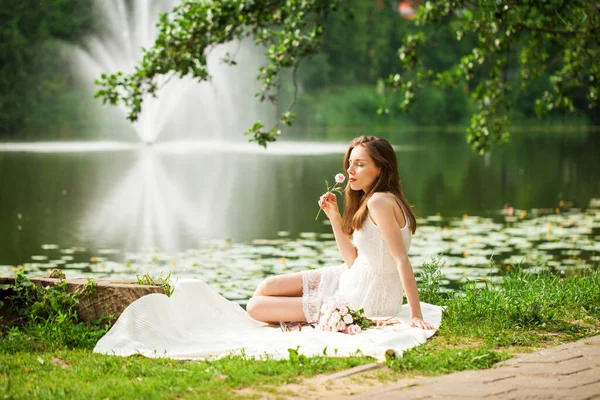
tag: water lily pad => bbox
[98,249,121,255]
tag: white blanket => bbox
[94,279,443,361]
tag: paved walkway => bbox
[348,335,600,400]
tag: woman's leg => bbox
[252,272,303,297]
[246,296,306,323]
[247,272,306,323]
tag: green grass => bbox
[1,350,371,399]
[1,267,599,398]
[385,266,600,376]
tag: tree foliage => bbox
[96,0,346,147]
[95,0,599,152]
[387,0,600,153]
[0,0,95,135]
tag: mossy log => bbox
[0,276,165,325]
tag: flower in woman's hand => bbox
[315,173,347,220]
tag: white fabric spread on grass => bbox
[94,201,443,361]
[93,278,442,361]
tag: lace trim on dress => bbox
[300,269,323,323]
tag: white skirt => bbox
[300,264,347,323]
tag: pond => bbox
[0,130,599,303]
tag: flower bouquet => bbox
[318,299,374,335]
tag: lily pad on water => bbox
[8,206,598,297]
[98,249,121,255]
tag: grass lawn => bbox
[1,267,598,399]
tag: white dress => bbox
[94,209,442,361]
[301,209,411,323]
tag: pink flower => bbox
[330,312,341,324]
[315,173,347,220]
[347,324,362,335]
[338,306,348,316]
[337,321,346,332]
[319,315,328,326]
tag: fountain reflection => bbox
[73,140,350,254]
[82,147,201,253]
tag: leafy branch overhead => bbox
[95,0,346,148]
[383,0,599,154]
[95,0,599,153]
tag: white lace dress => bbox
[94,212,441,361]
[301,212,411,323]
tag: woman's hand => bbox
[410,316,435,330]
[318,192,341,221]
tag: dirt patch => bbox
[236,365,424,399]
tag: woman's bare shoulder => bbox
[367,192,397,210]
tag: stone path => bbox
[347,335,600,399]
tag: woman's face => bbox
[346,145,381,192]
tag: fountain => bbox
[71,0,276,144]
[0,0,350,259]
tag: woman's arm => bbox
[367,193,435,330]
[330,214,358,268]
[319,192,358,268]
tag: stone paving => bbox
[348,335,600,400]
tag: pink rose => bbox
[335,173,345,183]
[337,321,346,332]
[338,306,348,316]
[348,324,362,335]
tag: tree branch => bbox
[516,22,600,35]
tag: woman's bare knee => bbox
[246,296,263,321]
[253,273,303,297]
[253,277,274,297]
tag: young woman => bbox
[246,136,434,330]
[94,135,438,360]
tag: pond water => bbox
[0,131,599,303]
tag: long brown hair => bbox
[341,136,417,236]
